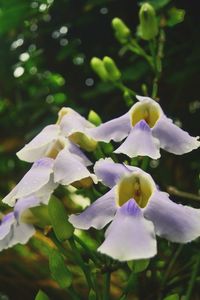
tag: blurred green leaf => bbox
[167,7,185,27]
[49,249,73,289]
[163,294,179,300]
[48,196,74,242]
[35,290,50,300]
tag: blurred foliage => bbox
[0,0,200,299]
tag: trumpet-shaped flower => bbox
[3,150,97,207]
[17,107,96,163]
[87,96,200,159]
[69,158,200,261]
[0,196,41,251]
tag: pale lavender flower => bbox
[2,157,57,207]
[69,158,200,261]
[87,96,200,159]
[2,151,97,207]
[17,107,96,162]
[0,196,41,251]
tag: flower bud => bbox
[112,17,131,44]
[139,3,158,40]
[48,196,74,242]
[88,110,102,126]
[90,57,109,81]
[69,132,97,152]
[103,56,121,81]
[72,177,95,189]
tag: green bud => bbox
[49,249,72,288]
[35,290,49,300]
[112,17,131,44]
[103,56,121,81]
[48,196,74,242]
[139,3,158,40]
[90,57,109,81]
[88,110,102,126]
[69,132,97,152]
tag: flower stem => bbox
[69,237,95,290]
[120,271,137,299]
[74,235,100,266]
[103,272,111,300]
[185,256,200,300]
[158,245,183,299]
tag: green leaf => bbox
[35,290,49,300]
[48,196,74,242]
[49,249,73,288]
[167,7,185,27]
[127,259,150,273]
[163,294,179,300]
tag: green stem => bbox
[159,245,183,299]
[103,272,111,300]
[120,271,137,299]
[127,39,153,68]
[67,286,81,300]
[74,235,100,266]
[114,81,136,97]
[150,30,165,99]
[185,256,200,300]
[49,231,68,258]
[69,237,94,290]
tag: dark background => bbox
[0,0,200,299]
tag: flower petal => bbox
[152,115,200,154]
[87,112,131,143]
[17,125,60,162]
[115,120,161,159]
[69,189,117,230]
[98,199,157,261]
[60,109,94,136]
[136,95,156,102]
[14,196,41,220]
[0,212,35,251]
[67,141,92,166]
[54,148,97,185]
[94,158,139,188]
[35,174,58,204]
[2,158,54,206]
[9,223,35,248]
[0,213,15,239]
[144,190,200,243]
